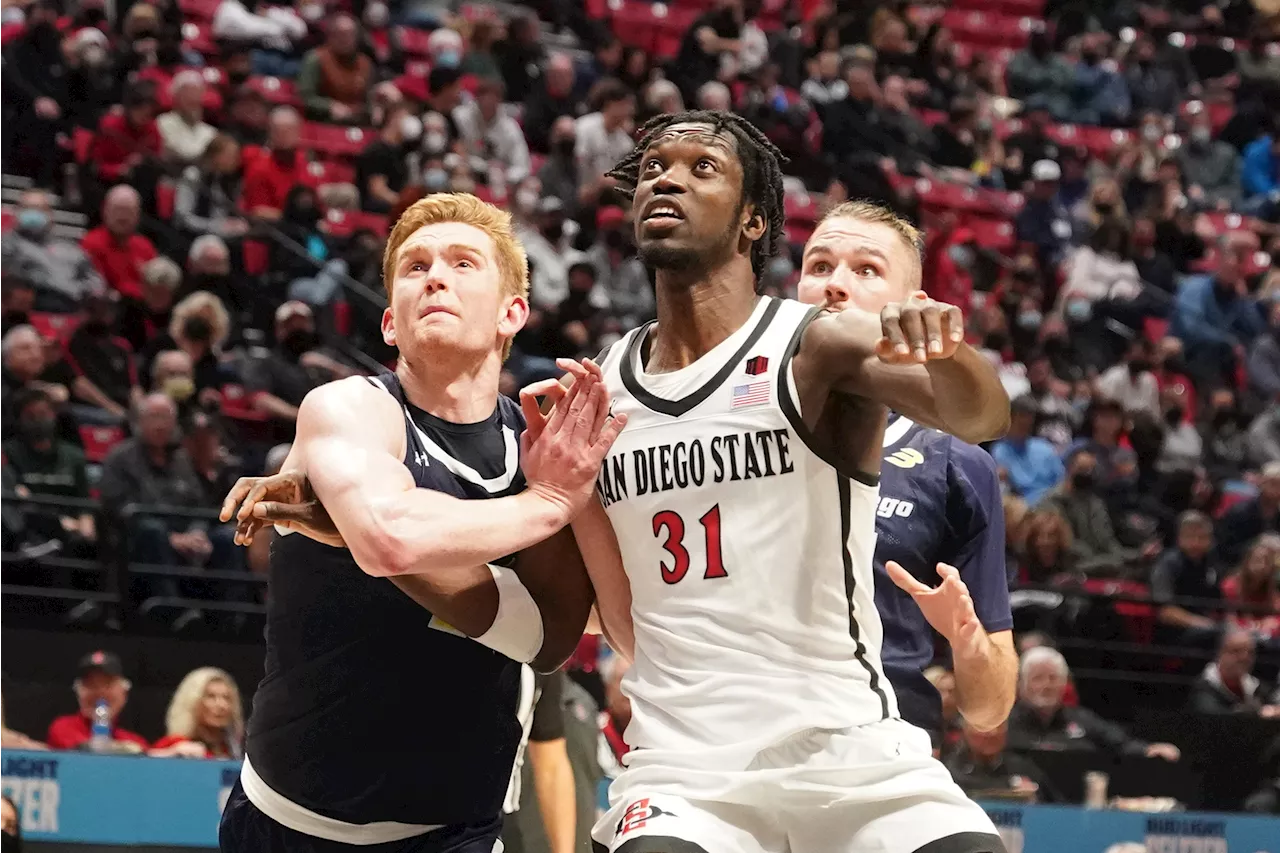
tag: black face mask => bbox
[1071,471,1096,491]
[1213,407,1238,428]
[1094,202,1115,215]
[554,138,576,158]
[228,69,250,86]
[282,328,318,358]
[289,205,320,227]
[20,417,57,443]
[1128,359,1151,374]
[1164,406,1184,427]
[183,315,214,344]
[81,319,111,337]
[541,222,563,242]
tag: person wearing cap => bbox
[1016,159,1074,269]
[991,396,1065,507]
[64,290,143,425]
[516,196,588,311]
[243,302,353,437]
[46,651,149,752]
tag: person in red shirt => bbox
[81,185,158,301]
[46,650,149,752]
[90,81,162,184]
[242,105,308,221]
[150,666,243,758]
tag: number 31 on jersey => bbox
[651,504,727,585]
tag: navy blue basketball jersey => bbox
[873,415,1012,733]
[245,373,528,827]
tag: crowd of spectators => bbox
[1,0,1279,828]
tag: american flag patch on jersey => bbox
[730,380,771,410]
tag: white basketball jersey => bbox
[597,296,899,770]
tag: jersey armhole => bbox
[776,307,880,489]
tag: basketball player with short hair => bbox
[795,199,1017,741]
[217,194,625,853]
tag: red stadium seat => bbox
[247,76,302,108]
[0,210,14,233]
[940,9,1034,50]
[178,0,222,23]
[396,25,434,58]
[180,21,218,56]
[28,312,81,342]
[300,123,372,158]
[243,240,269,275]
[964,217,1016,253]
[78,425,126,464]
[156,181,176,220]
[219,384,269,422]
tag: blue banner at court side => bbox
[2,750,239,847]
[982,802,1279,853]
[4,751,1279,849]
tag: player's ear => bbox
[381,306,396,347]
[741,206,766,243]
[497,294,529,342]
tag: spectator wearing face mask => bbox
[1,189,106,312]
[517,197,587,311]
[3,0,70,186]
[2,389,96,558]
[356,103,415,213]
[584,206,652,328]
[245,301,353,436]
[1200,387,1250,482]
[1070,33,1130,127]
[1097,338,1161,420]
[1040,446,1130,574]
[150,349,201,422]
[64,27,121,132]
[1177,114,1242,211]
[140,291,231,401]
[536,116,582,215]
[64,293,142,425]
[119,258,181,355]
[1125,36,1182,116]
[575,80,635,207]
[523,53,582,154]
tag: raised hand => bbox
[518,363,626,520]
[220,470,344,548]
[886,561,985,661]
[876,291,966,366]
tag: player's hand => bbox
[876,292,965,365]
[220,470,344,548]
[519,365,627,520]
[886,561,986,661]
[1145,742,1180,762]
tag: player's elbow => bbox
[953,406,1010,445]
[530,624,582,674]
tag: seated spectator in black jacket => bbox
[1,389,96,558]
[98,393,239,608]
[523,52,581,154]
[1151,510,1224,649]
[1,325,73,442]
[64,293,142,426]
[3,0,70,187]
[1217,463,1280,567]
[1188,629,1280,716]
[119,257,181,355]
[244,301,353,441]
[945,720,1056,803]
[356,102,412,213]
[1007,646,1181,761]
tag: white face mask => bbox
[424,131,447,154]
[363,2,389,28]
[400,114,422,142]
[515,188,539,213]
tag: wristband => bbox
[475,564,544,663]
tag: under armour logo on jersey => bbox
[616,799,677,837]
[744,355,769,375]
[415,448,429,467]
[884,447,925,469]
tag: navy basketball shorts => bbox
[219,779,504,853]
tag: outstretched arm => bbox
[799,294,1010,445]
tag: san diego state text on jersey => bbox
[596,429,796,509]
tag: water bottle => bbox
[88,699,111,753]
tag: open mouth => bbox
[642,202,685,227]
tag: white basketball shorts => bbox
[591,717,1004,853]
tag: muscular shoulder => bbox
[298,376,401,441]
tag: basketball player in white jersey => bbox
[231,113,1011,852]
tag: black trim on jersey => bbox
[776,306,880,488]
[594,342,614,367]
[619,297,782,418]
[839,476,891,720]
[911,832,1008,853]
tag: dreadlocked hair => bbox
[606,110,789,280]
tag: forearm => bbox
[953,630,1017,731]
[529,739,576,853]
[921,346,1011,443]
[253,392,300,421]
[72,377,125,415]
[571,499,634,661]
[1159,604,1214,629]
